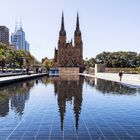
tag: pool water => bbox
[0,75,140,140]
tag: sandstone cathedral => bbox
[53,13,84,72]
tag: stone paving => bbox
[0,72,139,87]
[81,73,140,87]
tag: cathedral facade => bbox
[53,13,84,72]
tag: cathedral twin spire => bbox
[59,12,66,36]
[59,12,81,37]
[76,13,80,31]
[55,12,84,71]
[61,12,65,31]
[75,13,81,36]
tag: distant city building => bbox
[25,41,29,51]
[11,24,30,51]
[0,26,9,45]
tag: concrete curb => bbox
[0,73,48,86]
[0,73,26,77]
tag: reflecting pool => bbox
[0,75,140,140]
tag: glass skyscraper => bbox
[11,24,29,51]
[25,41,30,51]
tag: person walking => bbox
[119,71,123,81]
[26,67,30,75]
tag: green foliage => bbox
[84,57,95,68]
[84,51,140,72]
[137,67,140,74]
[0,43,36,70]
[95,51,140,68]
[42,58,53,71]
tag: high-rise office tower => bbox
[11,23,29,51]
[25,41,30,51]
[0,26,9,45]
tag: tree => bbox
[95,51,140,68]
[0,43,37,72]
[0,45,6,72]
[42,58,53,71]
[84,57,95,68]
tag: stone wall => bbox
[105,68,139,74]
[50,75,79,81]
[95,64,105,75]
[59,67,79,75]
[87,67,95,75]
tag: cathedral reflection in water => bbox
[51,75,84,131]
[0,76,84,130]
[0,75,139,134]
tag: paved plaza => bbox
[82,73,140,87]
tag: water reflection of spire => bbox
[57,90,66,131]
[74,97,82,131]
[53,75,83,131]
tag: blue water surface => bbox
[0,75,140,140]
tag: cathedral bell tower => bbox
[74,13,83,47]
[58,12,66,47]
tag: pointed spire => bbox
[76,12,80,30]
[74,12,81,36]
[20,17,23,30]
[59,12,66,36]
[15,18,18,32]
[14,17,23,32]
[61,12,65,30]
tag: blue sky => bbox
[0,0,140,61]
